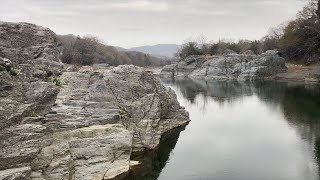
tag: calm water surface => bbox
[126,78,320,180]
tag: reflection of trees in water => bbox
[124,125,186,180]
[281,85,320,140]
[315,139,320,177]
[161,78,206,103]
[162,77,255,104]
[162,77,288,105]
[163,78,318,113]
[279,85,320,175]
[162,77,320,175]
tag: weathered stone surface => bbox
[0,21,62,130]
[0,22,63,79]
[0,57,12,71]
[103,65,190,151]
[0,166,31,180]
[0,22,62,176]
[0,22,190,179]
[161,52,287,81]
[30,124,132,180]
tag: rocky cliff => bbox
[160,51,287,81]
[0,22,189,179]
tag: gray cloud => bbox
[0,0,306,48]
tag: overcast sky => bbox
[0,0,306,48]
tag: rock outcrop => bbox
[161,50,287,81]
[0,22,189,179]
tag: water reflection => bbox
[127,78,320,180]
[124,126,186,180]
[160,79,320,179]
[161,78,289,104]
[280,85,320,177]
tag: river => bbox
[126,78,320,180]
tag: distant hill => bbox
[130,44,180,58]
[114,46,128,52]
[57,35,170,67]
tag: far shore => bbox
[275,63,320,83]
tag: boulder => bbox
[224,49,237,55]
[264,50,279,56]
[244,50,255,55]
[160,64,177,77]
[0,22,63,79]
[0,57,12,71]
[103,65,190,151]
[0,22,62,130]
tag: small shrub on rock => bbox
[31,111,39,117]
[9,64,20,76]
[118,106,127,121]
[118,106,129,128]
[48,76,64,87]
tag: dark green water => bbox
[126,79,320,180]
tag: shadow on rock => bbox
[124,125,187,180]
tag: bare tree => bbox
[297,0,318,20]
[267,23,287,40]
[317,0,320,18]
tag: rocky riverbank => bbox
[0,22,189,179]
[160,51,288,81]
[275,64,320,83]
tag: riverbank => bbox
[160,52,288,81]
[275,64,320,83]
[160,54,320,83]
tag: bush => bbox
[118,105,129,128]
[118,106,127,121]
[48,76,64,87]
[279,19,320,64]
[178,40,264,58]
[176,42,204,59]
[9,64,20,76]
[31,111,39,117]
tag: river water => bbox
[126,78,320,180]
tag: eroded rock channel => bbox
[0,22,190,179]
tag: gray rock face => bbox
[0,22,63,79]
[0,22,62,130]
[0,167,31,180]
[104,65,189,152]
[0,22,190,179]
[30,124,132,180]
[161,52,287,81]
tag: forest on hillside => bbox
[177,0,320,64]
[57,35,171,67]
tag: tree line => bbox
[177,0,320,64]
[176,40,264,59]
[57,35,170,67]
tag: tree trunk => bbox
[317,0,320,18]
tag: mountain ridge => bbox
[130,44,180,58]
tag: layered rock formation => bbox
[161,50,287,81]
[0,22,189,179]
